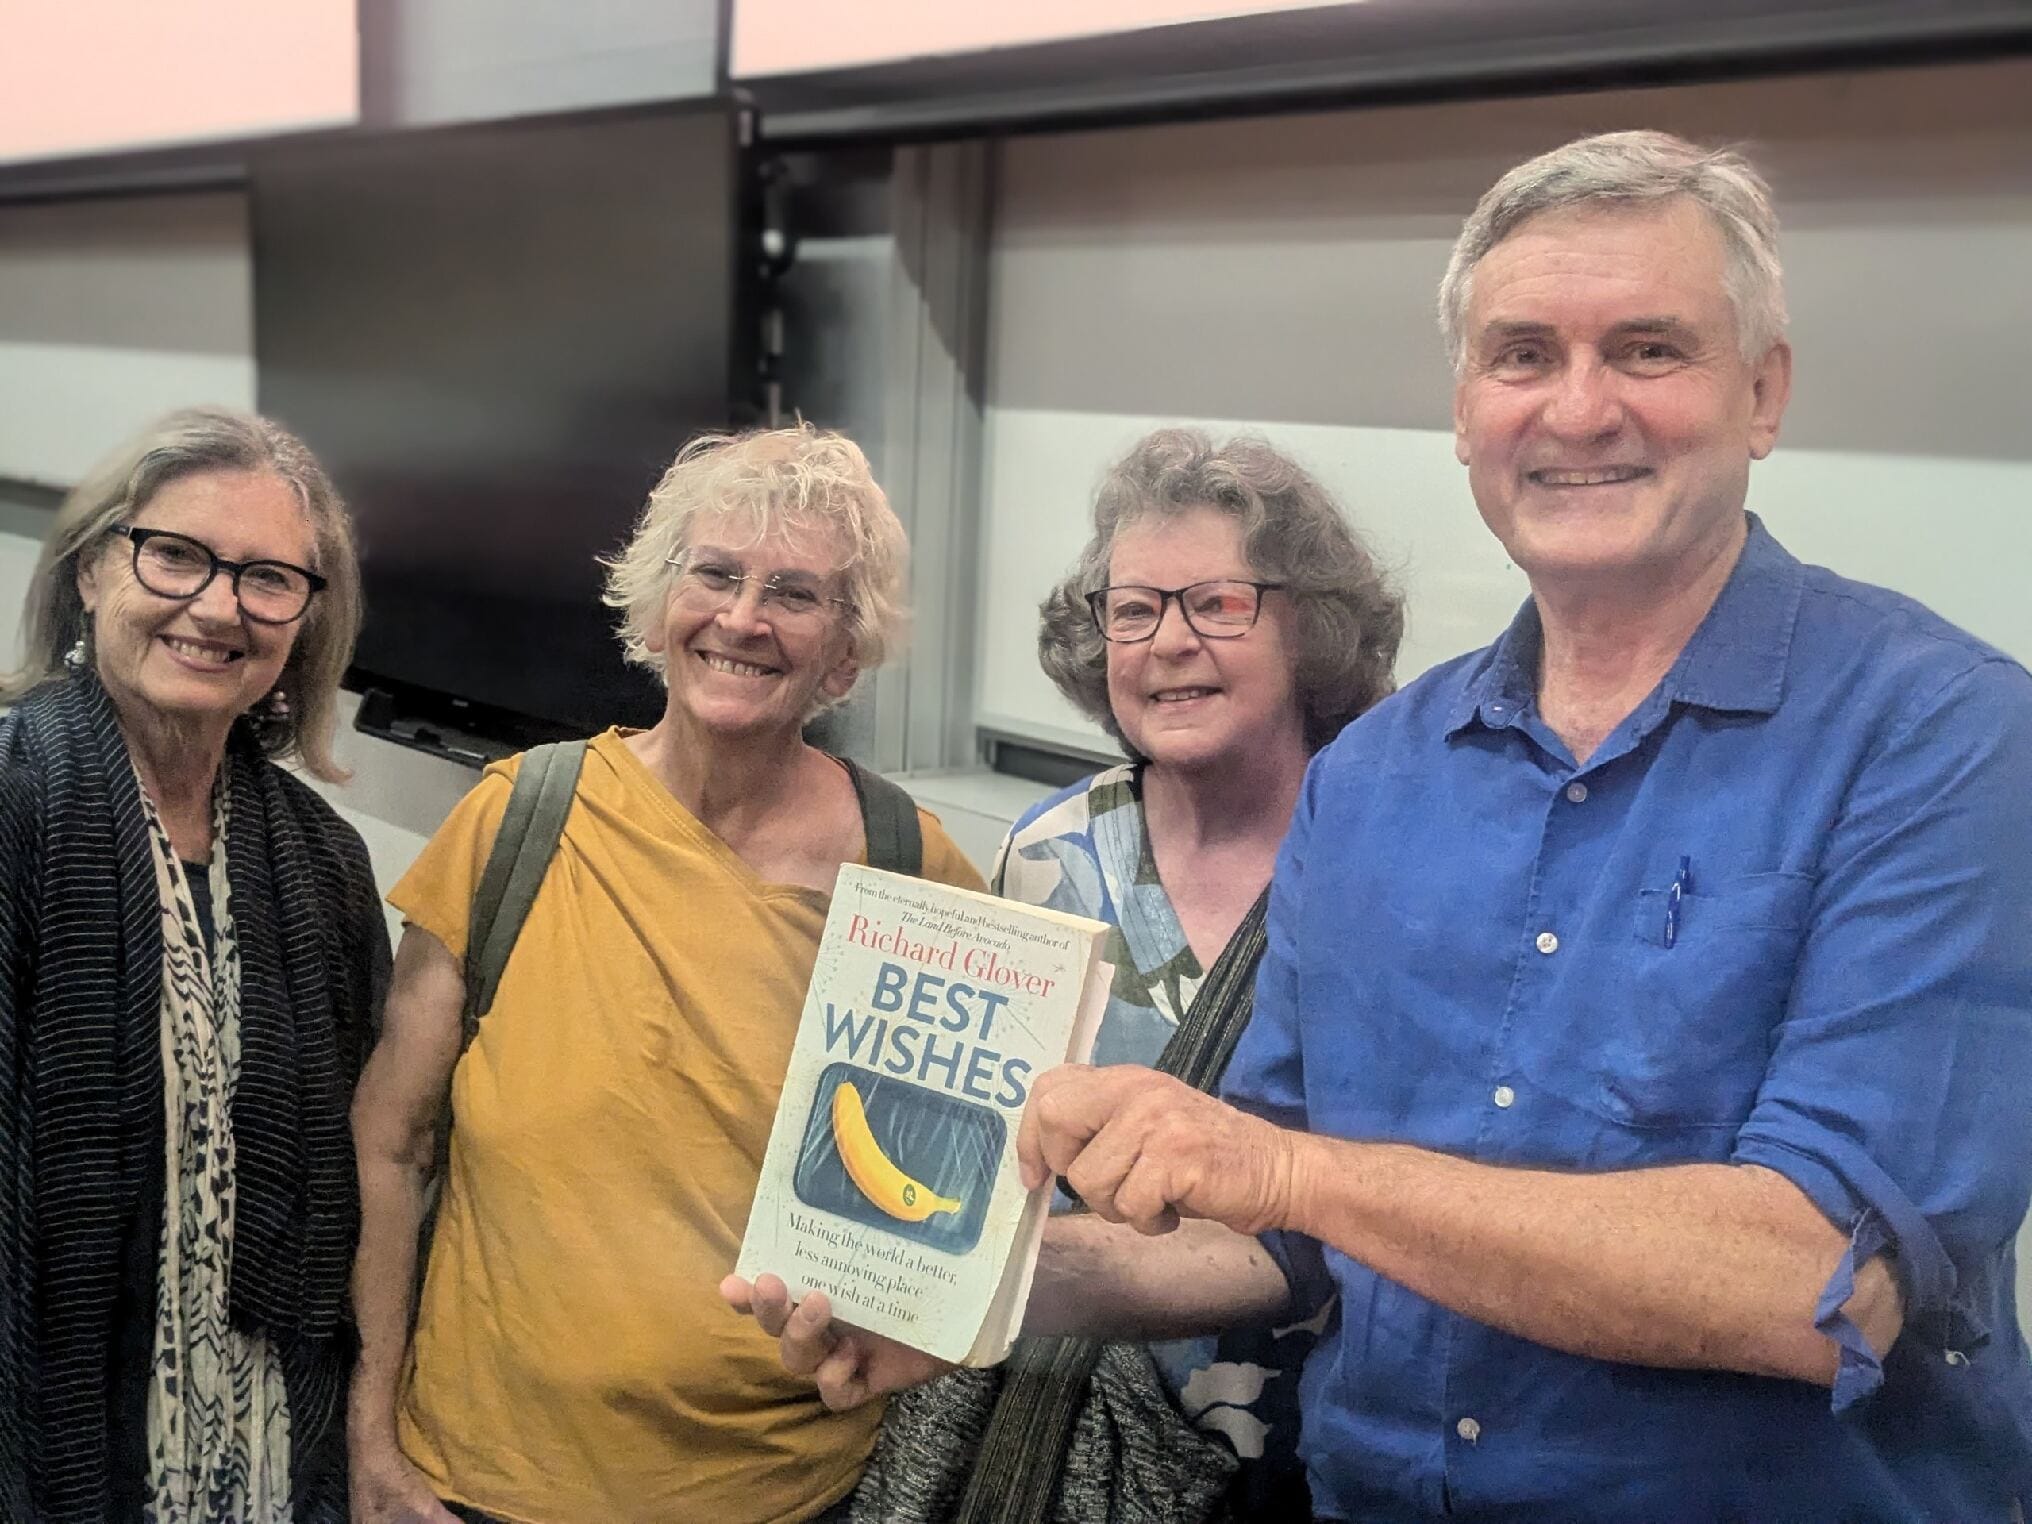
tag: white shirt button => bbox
[1493,1085,1516,1109]
[1456,1416,1481,1442]
[1535,930,1559,955]
[1565,781,1589,803]
[1945,1348,1969,1367]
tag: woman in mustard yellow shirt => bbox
[346,426,983,1524]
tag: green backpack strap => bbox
[841,757,923,878]
[461,738,588,1046]
[421,738,588,1303]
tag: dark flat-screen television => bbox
[252,104,749,746]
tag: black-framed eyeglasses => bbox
[110,525,326,626]
[664,549,855,626]
[1086,579,1284,643]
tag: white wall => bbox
[0,193,256,488]
[976,56,2032,749]
[305,692,485,944]
[731,0,1354,77]
[0,1,358,165]
[0,509,45,672]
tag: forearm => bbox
[347,924,470,1458]
[1285,1138,1894,1385]
[348,1138,433,1446]
[1025,1214,1292,1343]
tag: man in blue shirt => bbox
[734,130,2032,1519]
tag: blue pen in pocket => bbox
[1663,855,1693,948]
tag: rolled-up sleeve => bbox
[1732,658,2032,1411]
[1222,753,1336,1316]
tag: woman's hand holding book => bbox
[721,1273,954,1411]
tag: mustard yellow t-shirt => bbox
[389,730,984,1524]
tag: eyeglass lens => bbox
[129,530,316,623]
[1096,580,1266,641]
[675,558,836,622]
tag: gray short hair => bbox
[2,406,363,783]
[600,423,908,717]
[1438,130,1787,370]
[1039,429,1404,757]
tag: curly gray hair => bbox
[3,406,362,783]
[599,423,909,719]
[1038,429,1403,757]
[1438,129,1787,370]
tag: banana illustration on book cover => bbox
[831,1080,962,1223]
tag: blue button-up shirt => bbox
[1223,517,2032,1521]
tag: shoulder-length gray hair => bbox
[600,423,909,717]
[1039,429,1404,757]
[2,406,363,783]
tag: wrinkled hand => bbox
[1017,1065,1301,1237]
[720,1273,953,1411]
[347,1435,459,1524]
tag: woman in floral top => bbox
[988,426,1404,1518]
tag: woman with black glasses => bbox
[812,427,1404,1524]
[0,406,389,1524]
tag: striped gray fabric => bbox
[0,675,389,1523]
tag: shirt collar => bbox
[1445,513,1805,739]
[1444,598,1541,738]
[1663,513,1803,715]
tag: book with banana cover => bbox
[736,863,1113,1366]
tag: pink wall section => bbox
[729,0,1359,79]
[1,0,358,165]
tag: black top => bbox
[182,860,215,950]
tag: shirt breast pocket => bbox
[1602,872,1815,1130]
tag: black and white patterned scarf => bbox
[137,781,294,1520]
[0,672,364,1524]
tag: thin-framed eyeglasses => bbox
[664,549,854,627]
[1086,579,1284,643]
[109,525,326,626]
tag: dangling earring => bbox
[63,636,88,673]
[253,686,291,741]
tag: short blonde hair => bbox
[601,424,909,716]
[2,406,362,783]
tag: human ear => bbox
[821,645,861,700]
[1747,341,1793,460]
[642,588,674,655]
[75,550,101,614]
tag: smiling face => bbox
[1452,197,1791,594]
[646,513,860,741]
[1103,506,1304,773]
[75,468,316,738]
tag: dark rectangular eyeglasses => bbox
[1086,579,1283,643]
[110,525,326,625]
